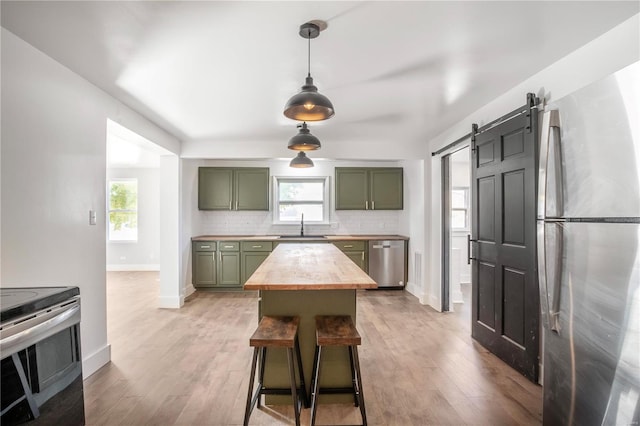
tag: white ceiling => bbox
[2,1,638,154]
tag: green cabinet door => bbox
[235,168,270,210]
[335,168,368,210]
[242,252,270,283]
[192,242,217,287]
[218,252,241,286]
[344,251,367,273]
[370,168,403,210]
[199,168,233,210]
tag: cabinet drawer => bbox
[194,241,216,251]
[333,241,366,251]
[219,241,240,251]
[241,241,273,252]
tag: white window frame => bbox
[108,178,138,242]
[451,186,470,231]
[273,176,330,225]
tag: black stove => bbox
[1,286,84,425]
[0,287,80,323]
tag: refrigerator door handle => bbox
[549,223,563,333]
[537,221,552,330]
[537,221,563,333]
[537,110,562,219]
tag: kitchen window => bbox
[108,179,138,241]
[451,187,469,230]
[274,177,329,223]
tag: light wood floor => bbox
[84,272,542,425]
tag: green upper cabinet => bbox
[235,168,270,210]
[369,168,403,210]
[335,167,403,210]
[198,167,269,211]
[335,168,369,210]
[199,168,234,210]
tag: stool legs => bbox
[294,335,309,408]
[310,345,323,426]
[243,347,260,426]
[310,345,367,426]
[351,346,367,425]
[244,343,306,426]
[286,347,300,426]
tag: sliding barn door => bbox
[470,96,539,381]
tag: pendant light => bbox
[288,122,321,151]
[284,22,334,122]
[289,151,314,168]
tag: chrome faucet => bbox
[300,213,304,237]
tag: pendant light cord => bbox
[307,30,311,77]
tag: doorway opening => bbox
[105,119,180,308]
[442,146,471,319]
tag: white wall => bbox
[399,160,425,298]
[0,28,180,378]
[106,167,161,271]
[424,14,640,311]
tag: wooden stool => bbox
[243,316,308,426]
[310,315,367,426]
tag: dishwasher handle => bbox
[371,243,393,249]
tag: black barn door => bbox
[470,95,539,381]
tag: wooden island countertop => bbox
[244,243,377,290]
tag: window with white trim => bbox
[451,187,469,230]
[274,177,329,223]
[108,179,138,241]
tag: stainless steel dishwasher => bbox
[368,240,406,288]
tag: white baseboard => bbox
[106,264,160,272]
[405,281,420,299]
[82,343,111,379]
[184,283,196,299]
[158,294,184,309]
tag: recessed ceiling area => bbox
[2,1,638,152]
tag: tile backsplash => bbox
[197,210,401,236]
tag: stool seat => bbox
[315,315,361,346]
[250,316,299,347]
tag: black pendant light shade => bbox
[288,122,321,151]
[284,76,334,121]
[283,22,334,122]
[289,151,314,168]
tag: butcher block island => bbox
[244,243,377,404]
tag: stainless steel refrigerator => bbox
[537,61,640,425]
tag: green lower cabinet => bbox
[218,252,241,286]
[218,242,241,287]
[332,241,368,273]
[242,252,270,283]
[241,241,273,284]
[344,251,367,273]
[192,241,217,288]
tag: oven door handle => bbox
[0,302,80,358]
